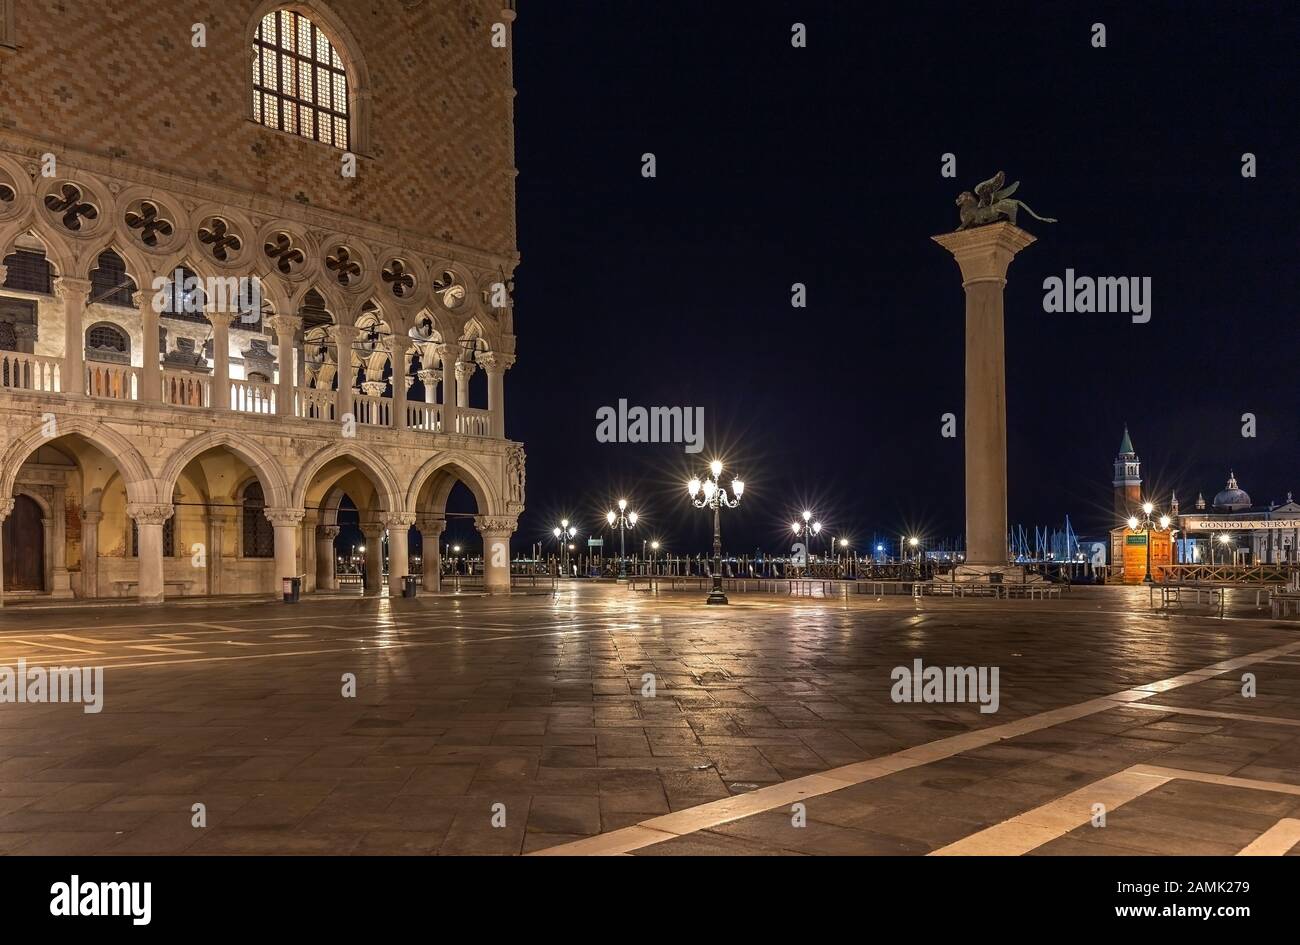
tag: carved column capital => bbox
[268,314,303,337]
[435,342,461,368]
[455,361,477,382]
[384,512,417,529]
[263,507,305,527]
[417,368,442,386]
[360,380,387,397]
[79,509,104,525]
[54,276,93,302]
[477,351,515,374]
[127,503,175,526]
[474,515,517,537]
[318,525,341,539]
[0,498,14,523]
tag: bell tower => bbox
[1112,425,1142,521]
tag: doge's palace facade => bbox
[0,0,523,604]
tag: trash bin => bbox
[402,575,418,599]
[282,575,301,603]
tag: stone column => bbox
[418,369,440,404]
[437,342,461,434]
[270,314,302,418]
[932,222,1036,574]
[455,359,476,428]
[386,344,407,430]
[334,324,358,422]
[136,289,161,401]
[419,516,446,591]
[301,510,318,593]
[474,515,517,595]
[0,498,12,606]
[79,509,102,599]
[316,525,339,590]
[361,522,384,592]
[385,513,416,596]
[56,276,92,395]
[128,503,174,604]
[211,314,231,409]
[478,351,514,438]
[265,508,303,594]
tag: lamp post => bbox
[790,510,822,569]
[650,539,660,575]
[605,499,639,581]
[1126,502,1170,584]
[552,520,577,576]
[687,459,745,605]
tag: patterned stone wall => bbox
[0,0,517,257]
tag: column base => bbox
[951,564,1045,584]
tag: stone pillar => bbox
[79,509,102,599]
[265,508,303,594]
[385,513,416,596]
[389,345,408,430]
[129,503,174,604]
[316,525,339,590]
[301,510,318,593]
[0,498,12,607]
[418,369,440,404]
[361,522,384,592]
[211,315,231,409]
[455,359,476,429]
[334,324,358,422]
[474,515,517,595]
[48,488,72,598]
[270,314,302,418]
[932,222,1036,575]
[136,289,160,401]
[478,352,514,438]
[419,516,446,591]
[437,342,461,434]
[56,277,92,395]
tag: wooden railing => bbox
[229,378,276,414]
[407,402,442,432]
[85,362,139,400]
[351,392,391,426]
[162,368,210,407]
[0,352,62,392]
[1160,563,1300,586]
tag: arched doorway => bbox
[2,494,45,590]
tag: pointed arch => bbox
[0,416,153,504]
[291,441,402,512]
[406,452,502,517]
[156,431,291,509]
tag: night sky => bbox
[480,1,1300,558]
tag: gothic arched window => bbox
[241,480,275,558]
[85,322,130,364]
[89,250,136,308]
[252,9,351,149]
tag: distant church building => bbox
[1107,427,1300,573]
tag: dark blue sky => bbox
[492,0,1300,557]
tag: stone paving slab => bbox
[0,584,1296,855]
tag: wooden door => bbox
[2,495,44,590]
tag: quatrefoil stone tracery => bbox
[325,246,362,287]
[263,232,306,274]
[44,183,98,231]
[199,218,243,262]
[124,201,175,247]
[381,259,415,298]
[432,269,465,308]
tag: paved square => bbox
[0,585,1297,855]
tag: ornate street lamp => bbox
[790,510,822,568]
[1126,501,1171,584]
[687,459,744,605]
[553,519,577,576]
[605,499,639,581]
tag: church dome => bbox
[1213,472,1252,511]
